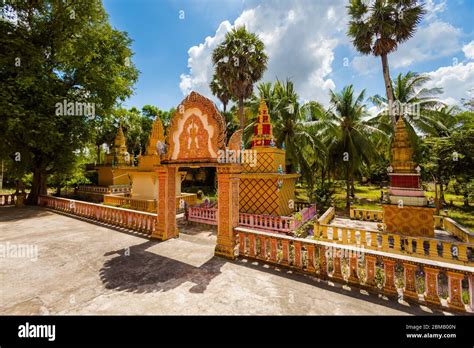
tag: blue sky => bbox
[103,0,474,111]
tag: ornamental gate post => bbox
[152,165,178,240]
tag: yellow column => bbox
[215,165,241,259]
[152,166,177,240]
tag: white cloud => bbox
[352,20,462,74]
[179,0,348,107]
[425,62,474,105]
[463,41,474,60]
[424,0,447,20]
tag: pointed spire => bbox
[391,117,416,173]
[145,116,165,156]
[252,99,275,147]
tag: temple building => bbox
[239,100,300,216]
[96,126,135,186]
[382,117,435,237]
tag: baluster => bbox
[349,255,359,284]
[403,262,418,300]
[424,267,441,305]
[332,251,343,280]
[306,244,315,272]
[259,236,266,259]
[442,242,452,260]
[270,238,277,262]
[249,234,256,258]
[383,259,397,296]
[447,271,465,311]
[359,230,366,246]
[294,241,302,268]
[319,245,327,278]
[281,240,289,265]
[365,255,376,287]
[458,244,468,262]
[341,228,348,244]
[381,234,389,251]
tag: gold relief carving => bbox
[166,91,226,162]
[383,205,434,237]
[228,129,243,152]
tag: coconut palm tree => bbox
[369,71,444,144]
[347,0,425,128]
[324,85,385,213]
[209,75,231,113]
[212,26,268,129]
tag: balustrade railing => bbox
[0,194,16,206]
[350,208,384,222]
[239,213,293,233]
[236,227,473,312]
[103,195,156,213]
[188,206,218,225]
[439,217,474,244]
[292,204,317,230]
[76,185,131,194]
[38,195,156,235]
[315,223,473,266]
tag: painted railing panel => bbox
[239,213,293,233]
[350,208,384,222]
[38,195,156,235]
[0,194,16,206]
[441,217,474,244]
[103,195,156,213]
[188,206,218,225]
[236,227,474,312]
[315,223,474,266]
[292,204,317,230]
[77,185,131,194]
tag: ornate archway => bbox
[152,91,241,259]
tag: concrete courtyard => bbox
[0,206,457,315]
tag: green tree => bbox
[347,0,425,128]
[209,75,232,113]
[369,71,444,150]
[212,26,268,129]
[325,85,383,213]
[0,0,139,204]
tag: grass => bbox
[297,182,473,231]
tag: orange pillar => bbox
[152,166,177,240]
[215,165,241,259]
[403,263,418,300]
[348,255,359,284]
[469,274,474,311]
[383,259,397,296]
[365,255,376,287]
[447,271,465,311]
[424,267,441,306]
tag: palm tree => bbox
[369,71,444,144]
[212,26,268,129]
[324,85,384,213]
[347,0,425,128]
[209,75,231,113]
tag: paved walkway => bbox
[0,206,457,315]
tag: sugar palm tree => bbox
[212,26,268,129]
[324,85,385,213]
[209,75,231,113]
[347,0,425,128]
